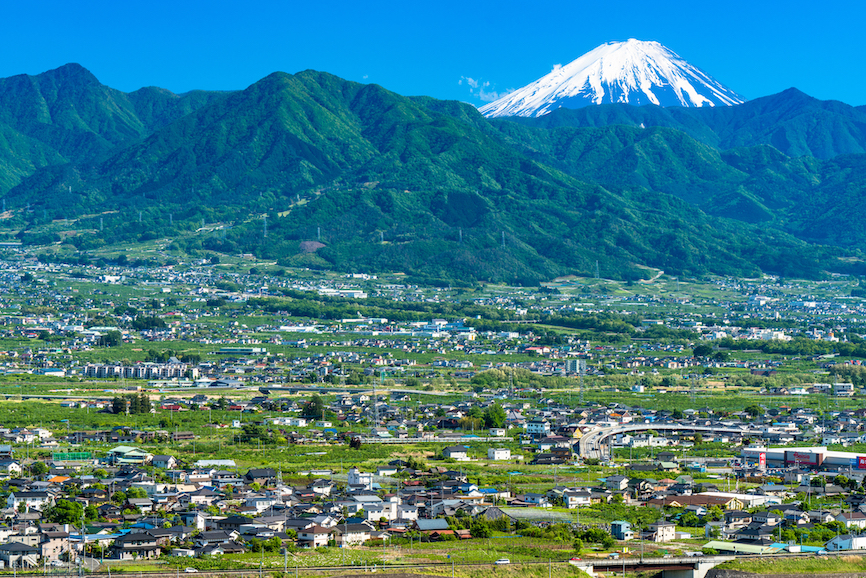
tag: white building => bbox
[347,467,374,490]
[487,448,511,461]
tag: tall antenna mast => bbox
[579,359,586,406]
[373,375,379,428]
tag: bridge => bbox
[578,423,755,459]
[354,435,505,444]
[573,555,734,578]
[260,385,452,396]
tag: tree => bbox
[694,433,703,445]
[602,536,617,549]
[744,405,763,418]
[406,456,426,471]
[706,506,724,521]
[127,487,147,499]
[483,403,506,428]
[30,461,49,477]
[692,344,713,357]
[680,512,701,527]
[44,500,84,524]
[302,394,324,418]
[241,423,268,442]
[98,331,122,347]
[469,518,491,538]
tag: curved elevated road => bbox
[578,423,755,460]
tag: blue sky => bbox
[2,0,864,106]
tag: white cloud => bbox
[459,76,513,102]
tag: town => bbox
[0,252,864,576]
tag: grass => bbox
[718,554,866,575]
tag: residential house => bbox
[297,525,331,548]
[487,448,511,461]
[442,446,469,460]
[611,521,634,541]
[110,532,161,560]
[151,455,177,469]
[563,490,592,509]
[0,543,39,569]
[333,523,373,546]
[7,491,53,512]
[826,534,866,551]
[648,521,675,542]
[837,511,866,530]
[605,476,629,491]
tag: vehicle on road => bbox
[494,559,510,565]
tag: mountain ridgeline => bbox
[1,64,866,283]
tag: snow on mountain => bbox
[479,39,744,118]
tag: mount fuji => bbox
[479,39,745,118]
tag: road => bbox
[578,423,755,459]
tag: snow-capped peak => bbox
[479,39,744,118]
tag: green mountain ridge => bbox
[512,88,866,160]
[0,65,864,283]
